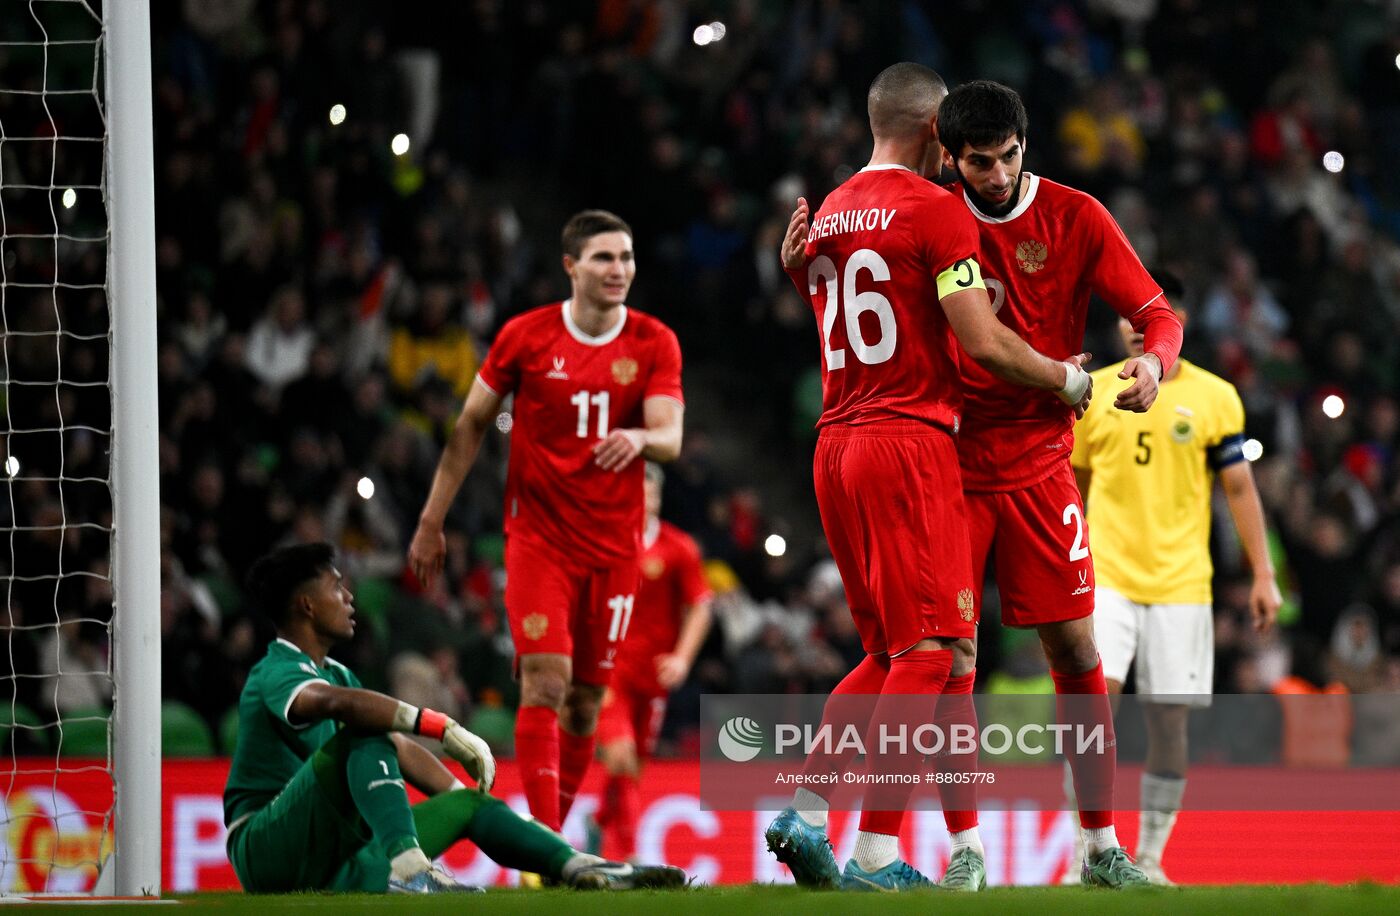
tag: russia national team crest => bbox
[1016,239,1048,274]
[642,556,666,580]
[522,613,549,640]
[611,357,639,385]
[957,588,975,621]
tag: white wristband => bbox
[391,701,420,734]
[1057,362,1091,405]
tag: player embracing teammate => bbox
[765,63,1097,891]
[410,210,685,837]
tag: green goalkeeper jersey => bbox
[223,637,362,828]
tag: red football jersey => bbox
[478,301,684,568]
[952,173,1176,490]
[792,165,982,432]
[614,519,712,695]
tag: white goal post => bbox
[106,0,161,897]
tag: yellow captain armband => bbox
[936,257,986,298]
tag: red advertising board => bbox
[3,759,1399,892]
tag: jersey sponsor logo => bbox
[1171,418,1193,443]
[1015,239,1048,274]
[522,613,549,640]
[1072,568,1091,596]
[642,556,666,580]
[611,357,639,385]
[957,588,976,622]
[547,357,569,380]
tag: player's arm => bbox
[938,260,1093,413]
[409,377,504,587]
[1085,200,1183,412]
[656,595,714,690]
[390,733,465,796]
[595,395,684,472]
[289,681,496,791]
[1219,457,1282,633]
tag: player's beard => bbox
[958,167,1024,218]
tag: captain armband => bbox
[1207,433,1247,471]
[936,257,986,299]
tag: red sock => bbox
[858,649,952,838]
[935,670,979,834]
[515,706,561,831]
[601,772,640,861]
[557,730,596,824]
[1051,659,1116,830]
[799,653,891,784]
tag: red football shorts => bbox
[595,683,668,758]
[504,536,641,686]
[965,460,1095,627]
[814,421,977,655]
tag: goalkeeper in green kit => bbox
[222,542,686,893]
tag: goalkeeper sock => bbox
[935,670,980,836]
[417,791,575,879]
[557,729,596,824]
[1052,659,1117,831]
[341,735,419,859]
[516,705,562,831]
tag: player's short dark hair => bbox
[937,80,1028,160]
[867,62,947,139]
[245,542,335,627]
[1149,268,1185,300]
[562,209,632,258]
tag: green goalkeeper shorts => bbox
[227,747,392,893]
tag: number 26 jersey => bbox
[478,301,684,568]
[790,165,984,432]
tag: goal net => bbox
[1,0,160,896]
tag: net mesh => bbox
[0,0,114,893]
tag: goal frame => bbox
[105,0,161,897]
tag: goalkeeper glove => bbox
[393,703,496,792]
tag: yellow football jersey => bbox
[1070,359,1245,605]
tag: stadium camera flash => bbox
[1322,394,1345,419]
[693,24,715,46]
[61,188,77,209]
[391,133,411,156]
[1243,439,1264,462]
[1394,52,1400,70]
[356,476,375,500]
[710,21,727,41]
[3,456,18,478]
[328,103,346,126]
[764,534,787,557]
[1323,151,1345,173]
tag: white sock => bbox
[561,852,606,881]
[389,845,432,881]
[1138,773,1185,864]
[1083,825,1119,856]
[853,831,899,871]
[950,828,983,857]
[792,787,829,829]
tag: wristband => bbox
[415,708,450,741]
[392,701,420,734]
[1057,362,1091,404]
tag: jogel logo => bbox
[612,358,639,385]
[1016,240,1048,274]
[958,588,975,622]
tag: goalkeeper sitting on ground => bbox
[223,542,686,893]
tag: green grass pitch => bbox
[25,884,1400,914]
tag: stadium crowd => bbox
[2,0,1399,760]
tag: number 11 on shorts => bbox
[607,593,635,643]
